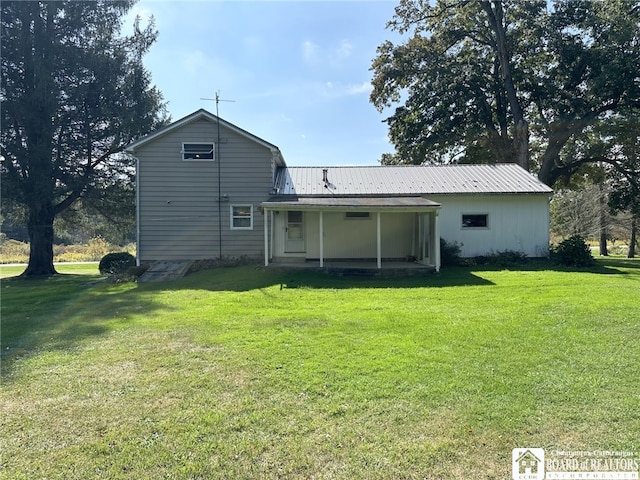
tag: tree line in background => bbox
[552,184,638,257]
[1,192,135,247]
[2,1,639,275]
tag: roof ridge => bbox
[287,163,524,169]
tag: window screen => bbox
[182,143,214,160]
[231,205,253,230]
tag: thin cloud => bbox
[302,40,319,63]
[182,50,208,77]
[336,39,353,60]
[302,39,356,68]
[321,81,372,98]
[347,81,373,95]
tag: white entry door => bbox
[285,211,305,252]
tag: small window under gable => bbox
[231,205,253,230]
[182,143,214,161]
[462,213,488,228]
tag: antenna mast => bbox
[200,92,235,259]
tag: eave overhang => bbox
[262,196,440,212]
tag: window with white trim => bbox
[230,205,253,230]
[461,213,488,228]
[182,142,214,161]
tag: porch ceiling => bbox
[262,196,440,211]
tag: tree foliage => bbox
[1,0,168,276]
[370,0,640,187]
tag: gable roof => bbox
[125,108,285,166]
[273,164,552,196]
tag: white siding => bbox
[136,118,273,262]
[430,194,550,257]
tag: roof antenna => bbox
[200,91,235,259]
[200,91,236,115]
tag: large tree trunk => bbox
[513,119,530,172]
[629,215,637,258]
[599,228,608,256]
[599,184,608,256]
[481,1,530,172]
[537,128,575,187]
[538,142,562,187]
[21,204,57,276]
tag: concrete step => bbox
[138,260,193,283]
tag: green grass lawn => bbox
[1,259,639,479]
[0,262,100,279]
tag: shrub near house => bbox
[552,235,594,267]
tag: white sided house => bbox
[127,110,553,271]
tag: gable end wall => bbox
[136,118,273,261]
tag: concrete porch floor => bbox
[267,260,437,276]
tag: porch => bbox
[262,196,442,272]
[267,258,437,276]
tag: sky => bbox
[123,1,405,166]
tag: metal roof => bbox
[273,164,552,196]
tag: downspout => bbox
[135,155,141,266]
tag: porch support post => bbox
[418,214,423,262]
[434,210,441,272]
[264,208,269,266]
[411,213,416,258]
[319,210,324,267]
[376,211,381,269]
[269,211,274,261]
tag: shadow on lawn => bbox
[466,258,629,275]
[158,264,496,292]
[597,257,640,272]
[472,256,639,276]
[157,256,638,292]
[0,273,170,383]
